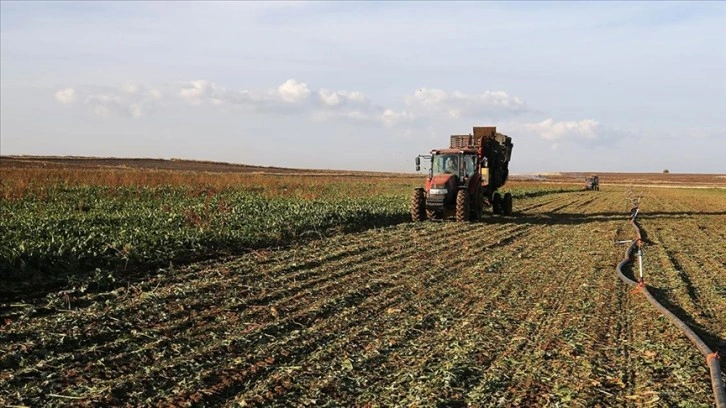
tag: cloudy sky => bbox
[1,1,725,173]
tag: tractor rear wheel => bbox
[492,192,502,215]
[471,187,483,220]
[456,189,470,222]
[411,189,426,222]
[503,192,513,215]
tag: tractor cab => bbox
[414,149,485,220]
[417,149,479,194]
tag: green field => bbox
[1,162,723,407]
[1,170,568,294]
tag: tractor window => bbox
[432,155,460,175]
[464,155,476,178]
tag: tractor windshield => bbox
[432,154,477,177]
[463,155,476,177]
[432,154,460,175]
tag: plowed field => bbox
[2,186,725,407]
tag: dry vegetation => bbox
[1,156,724,406]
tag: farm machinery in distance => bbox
[584,175,600,191]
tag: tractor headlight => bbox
[429,188,448,195]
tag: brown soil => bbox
[0,155,410,178]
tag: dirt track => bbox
[1,187,724,406]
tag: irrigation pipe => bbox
[616,204,726,407]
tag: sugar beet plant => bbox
[0,185,407,290]
[0,180,573,292]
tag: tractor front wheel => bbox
[411,189,426,222]
[456,189,470,222]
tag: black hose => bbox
[616,210,726,407]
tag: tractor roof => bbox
[431,148,479,155]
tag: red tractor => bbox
[411,126,514,222]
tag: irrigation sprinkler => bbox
[637,245,644,281]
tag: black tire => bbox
[471,187,483,220]
[455,189,470,222]
[426,209,441,220]
[411,189,426,222]
[503,192,513,216]
[492,192,502,215]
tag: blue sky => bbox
[1,1,724,173]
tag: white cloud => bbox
[277,79,311,103]
[85,94,122,104]
[52,89,157,119]
[447,109,461,119]
[120,83,140,94]
[318,89,341,106]
[54,88,77,104]
[178,80,218,104]
[525,118,599,141]
[382,109,415,127]
[148,89,163,99]
[411,89,447,106]
[129,103,144,119]
[53,79,524,129]
[345,91,366,103]
[405,88,529,119]
[53,79,412,125]
[316,88,367,107]
[84,94,136,118]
